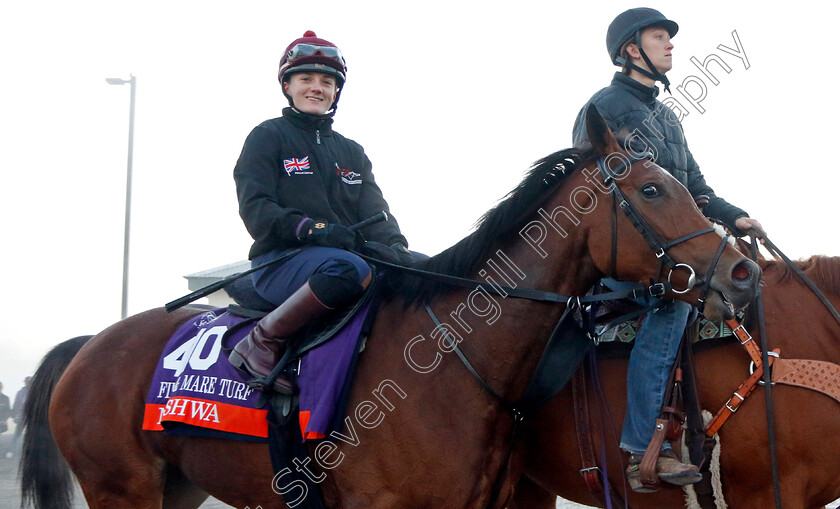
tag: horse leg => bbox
[60,435,167,509]
[53,406,170,508]
[163,464,210,509]
[50,334,170,507]
[509,475,557,509]
[169,437,280,508]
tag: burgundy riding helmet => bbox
[278,31,347,86]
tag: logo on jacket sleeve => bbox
[336,164,361,185]
[284,156,313,176]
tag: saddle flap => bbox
[519,314,593,413]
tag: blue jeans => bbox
[602,279,692,454]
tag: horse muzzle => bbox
[703,258,761,321]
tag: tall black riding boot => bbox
[229,281,332,393]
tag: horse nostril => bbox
[732,261,752,282]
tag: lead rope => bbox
[750,233,783,509]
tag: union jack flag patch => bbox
[284,157,312,176]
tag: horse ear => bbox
[585,104,618,155]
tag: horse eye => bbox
[642,185,660,198]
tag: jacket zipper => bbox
[316,129,321,145]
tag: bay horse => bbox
[513,252,840,508]
[20,106,760,509]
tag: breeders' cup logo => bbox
[196,311,220,327]
[336,163,361,185]
[283,156,313,176]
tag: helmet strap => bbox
[618,31,672,93]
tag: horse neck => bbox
[761,262,840,361]
[428,227,600,402]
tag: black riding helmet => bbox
[606,8,678,92]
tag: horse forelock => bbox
[764,255,840,296]
[393,146,598,306]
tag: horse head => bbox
[574,104,760,320]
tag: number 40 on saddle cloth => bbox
[142,305,370,441]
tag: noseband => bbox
[596,152,727,301]
[353,153,733,508]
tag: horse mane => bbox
[764,255,840,295]
[392,146,598,306]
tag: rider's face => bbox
[284,72,337,115]
[629,26,674,74]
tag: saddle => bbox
[223,271,380,509]
[224,271,378,363]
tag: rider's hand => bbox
[735,216,765,243]
[360,241,414,266]
[299,219,356,249]
[389,243,415,266]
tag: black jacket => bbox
[235,108,407,259]
[0,393,9,431]
[573,73,748,231]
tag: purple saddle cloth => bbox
[143,303,370,441]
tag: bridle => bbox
[226,150,744,509]
[348,150,741,508]
[596,151,731,305]
[356,151,739,413]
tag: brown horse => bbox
[514,253,840,508]
[20,107,760,509]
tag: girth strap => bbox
[573,366,603,494]
[571,352,627,508]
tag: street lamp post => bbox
[105,74,136,319]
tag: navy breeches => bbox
[251,247,371,308]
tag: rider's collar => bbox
[612,72,659,105]
[283,107,335,134]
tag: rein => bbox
[596,154,721,301]
[703,231,840,508]
[353,252,658,509]
[751,234,782,509]
[352,251,671,307]
[761,234,840,327]
[350,153,730,507]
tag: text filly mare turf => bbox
[21,106,759,509]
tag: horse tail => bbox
[20,335,93,509]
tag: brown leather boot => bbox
[229,281,332,393]
[626,449,702,493]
